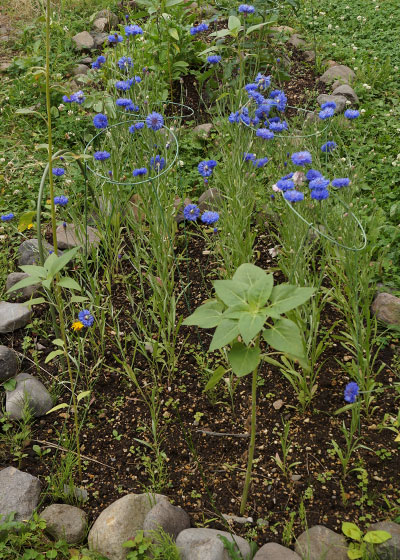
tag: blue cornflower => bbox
[319,107,335,120]
[344,381,359,403]
[126,103,140,112]
[277,179,295,192]
[321,141,337,153]
[97,55,106,64]
[243,152,256,162]
[291,151,312,166]
[248,91,266,105]
[255,102,274,119]
[311,189,329,200]
[1,213,14,221]
[150,155,166,170]
[72,91,85,104]
[254,157,268,168]
[94,151,111,161]
[198,160,217,177]
[52,168,65,177]
[108,34,123,43]
[309,177,330,190]
[190,23,209,35]
[256,128,274,140]
[239,108,251,125]
[332,178,350,188]
[238,4,255,14]
[207,55,221,64]
[54,196,69,206]
[269,121,288,132]
[201,211,219,225]
[125,24,143,36]
[146,112,164,131]
[135,122,144,129]
[118,56,134,70]
[321,101,336,110]
[270,89,287,112]
[93,114,108,129]
[116,98,133,107]
[229,112,239,123]
[282,172,294,180]
[184,204,200,221]
[244,83,257,93]
[78,309,94,327]
[255,73,271,90]
[344,109,360,119]
[115,80,131,91]
[132,168,148,176]
[306,169,322,181]
[284,190,304,202]
[91,61,100,69]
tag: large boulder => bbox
[254,542,301,559]
[295,525,347,560]
[371,293,400,325]
[0,345,19,383]
[176,528,252,560]
[319,64,355,85]
[72,31,94,50]
[88,493,170,560]
[6,272,40,301]
[18,239,55,266]
[0,467,41,521]
[366,521,400,560]
[6,373,53,420]
[0,302,32,333]
[40,504,87,544]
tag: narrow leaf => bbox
[77,390,91,403]
[46,403,68,414]
[204,366,226,391]
[45,349,64,364]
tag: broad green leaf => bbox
[70,295,89,303]
[204,365,226,391]
[52,339,64,347]
[342,522,362,542]
[263,318,305,359]
[233,263,268,287]
[268,284,315,315]
[246,21,271,35]
[238,310,268,345]
[247,274,274,308]
[363,531,391,544]
[45,246,80,277]
[19,265,47,278]
[210,29,231,39]
[168,28,179,41]
[347,546,362,560]
[209,319,240,352]
[228,342,261,377]
[77,390,91,402]
[18,211,36,233]
[45,349,64,364]
[213,279,248,307]
[166,0,183,6]
[228,15,241,30]
[42,279,52,290]
[182,300,224,328]
[46,403,68,414]
[223,303,250,320]
[3,378,17,391]
[23,297,45,308]
[7,276,42,294]
[58,276,82,291]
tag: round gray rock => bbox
[254,542,301,559]
[367,521,400,560]
[6,373,53,420]
[193,123,213,137]
[332,84,359,104]
[0,302,32,333]
[176,528,252,560]
[288,34,307,48]
[371,292,400,325]
[0,345,19,383]
[143,500,190,541]
[319,64,355,85]
[56,223,100,250]
[88,493,170,560]
[40,504,87,544]
[295,525,347,560]
[0,467,41,521]
[91,32,108,48]
[72,31,94,50]
[18,239,55,266]
[72,64,89,76]
[93,9,118,29]
[317,94,348,113]
[6,272,40,301]
[92,18,109,33]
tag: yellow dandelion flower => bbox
[27,223,34,230]
[72,321,84,332]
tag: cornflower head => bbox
[309,177,330,190]
[319,107,335,120]
[321,101,336,110]
[125,103,139,112]
[125,24,143,36]
[63,91,85,104]
[108,34,123,43]
[132,167,148,176]
[255,102,274,119]
[97,55,106,64]
[291,151,312,166]
[78,309,94,327]
[52,168,65,176]
[332,178,350,188]
[269,89,287,112]
[256,128,274,140]
[344,109,360,119]
[201,211,219,225]
[115,80,131,91]
[284,190,304,202]
[198,160,217,177]
[94,151,111,161]
[321,141,337,153]
[254,157,268,168]
[93,113,108,129]
[54,196,69,206]
[269,120,288,132]
[311,189,329,200]
[116,98,133,107]
[207,55,222,64]
[150,155,166,170]
[146,112,164,131]
[344,381,359,403]
[238,4,255,14]
[248,90,266,105]
[118,56,134,70]
[184,204,200,221]
[255,73,271,90]
[306,169,322,181]
[244,83,257,93]
[277,179,295,192]
[190,23,209,35]
[1,213,14,222]
[243,152,256,162]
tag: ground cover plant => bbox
[0,0,399,558]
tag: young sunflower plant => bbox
[183,263,314,514]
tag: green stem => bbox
[240,341,259,515]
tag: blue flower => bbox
[284,190,304,202]
[269,121,288,132]
[54,196,69,206]
[306,169,322,181]
[133,167,148,176]
[344,381,359,403]
[332,178,350,188]
[135,122,144,129]
[115,80,131,91]
[118,56,134,70]
[254,157,268,168]
[78,309,94,327]
[93,114,108,129]
[207,55,221,64]
[52,168,65,176]
[319,107,335,120]
[291,151,312,166]
[190,23,209,35]
[282,172,294,180]
[269,89,287,112]
[150,155,166,170]
[243,152,256,162]
[97,55,106,64]
[321,141,337,153]
[201,211,219,225]
[309,177,330,190]
[1,213,14,221]
[256,128,274,140]
[321,101,336,110]
[277,179,295,192]
[249,91,266,105]
[125,24,143,36]
[311,189,329,200]
[184,204,200,221]
[63,91,85,104]
[255,73,271,90]
[146,112,164,131]
[94,151,111,161]
[245,83,257,93]
[238,4,255,14]
[91,61,100,69]
[126,103,140,112]
[108,34,123,43]
[255,102,274,119]
[198,160,217,177]
[116,98,133,107]
[344,109,360,119]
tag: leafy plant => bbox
[342,522,391,560]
